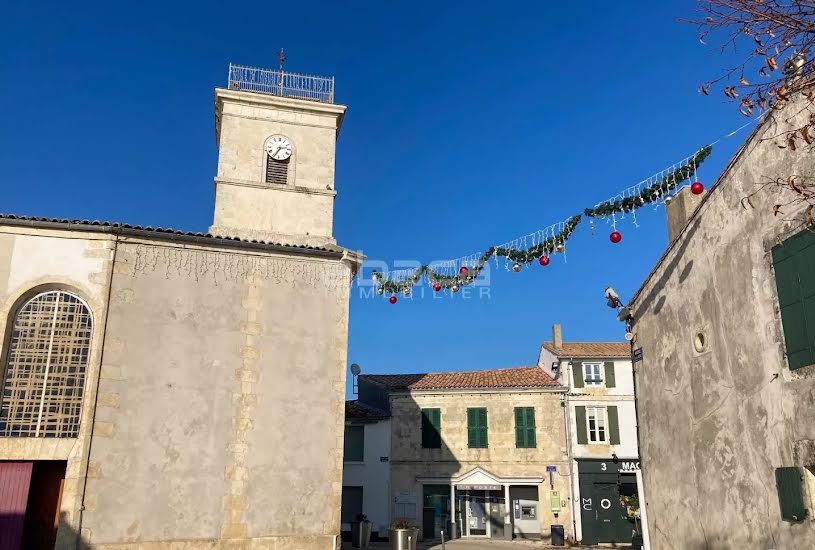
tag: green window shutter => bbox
[431,409,441,447]
[772,231,815,370]
[607,406,620,445]
[421,408,441,448]
[467,408,477,448]
[514,407,524,448]
[468,408,488,448]
[343,425,364,462]
[526,407,536,448]
[480,408,488,448]
[575,406,588,445]
[775,467,807,522]
[573,362,584,388]
[514,407,536,448]
[604,362,616,388]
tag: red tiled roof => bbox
[541,341,629,358]
[359,366,562,391]
[345,400,389,421]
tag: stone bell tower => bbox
[210,63,346,247]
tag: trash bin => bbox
[551,524,565,546]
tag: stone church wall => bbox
[80,237,352,549]
[0,227,115,548]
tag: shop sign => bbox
[457,484,502,491]
[579,459,641,474]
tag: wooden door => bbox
[0,461,33,550]
[22,461,66,550]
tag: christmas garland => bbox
[372,214,582,295]
[584,146,712,218]
[374,145,713,299]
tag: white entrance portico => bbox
[417,467,545,540]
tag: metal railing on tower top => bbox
[227,63,335,104]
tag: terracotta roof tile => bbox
[359,366,562,391]
[541,341,629,358]
[345,400,389,421]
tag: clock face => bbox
[265,136,292,161]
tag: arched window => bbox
[0,290,92,437]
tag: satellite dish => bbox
[350,363,361,376]
[624,332,634,341]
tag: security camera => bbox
[605,287,621,309]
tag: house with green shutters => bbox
[354,366,570,543]
[538,325,643,546]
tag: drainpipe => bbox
[629,334,651,550]
[77,234,119,546]
[562,356,579,543]
[635,470,651,550]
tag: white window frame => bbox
[583,362,604,386]
[586,406,607,444]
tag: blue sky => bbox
[2,1,749,395]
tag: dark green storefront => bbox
[577,459,641,545]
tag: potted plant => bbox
[351,513,372,548]
[388,519,419,550]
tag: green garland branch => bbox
[372,215,582,294]
[584,145,712,218]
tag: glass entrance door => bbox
[422,485,450,540]
[466,491,488,536]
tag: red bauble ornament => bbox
[539,255,550,266]
[610,231,622,244]
[388,295,397,304]
[459,266,469,275]
[690,181,704,195]
[433,284,442,292]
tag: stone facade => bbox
[0,226,358,549]
[0,68,360,550]
[211,90,346,248]
[0,227,115,548]
[388,388,571,542]
[631,96,815,548]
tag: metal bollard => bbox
[440,529,446,550]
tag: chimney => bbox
[552,323,563,352]
[666,186,703,244]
